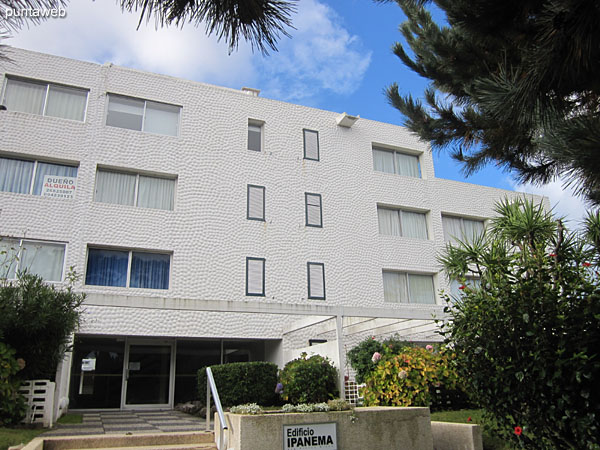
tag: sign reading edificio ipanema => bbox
[283,423,337,450]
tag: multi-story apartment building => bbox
[0,48,546,414]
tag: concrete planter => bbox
[217,406,434,450]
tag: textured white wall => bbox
[0,48,548,339]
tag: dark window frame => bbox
[303,128,320,161]
[246,184,266,221]
[245,257,266,297]
[305,192,323,228]
[307,262,326,300]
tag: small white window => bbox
[303,129,320,161]
[106,94,180,136]
[95,169,175,210]
[307,262,325,300]
[305,193,322,227]
[247,185,265,221]
[377,206,428,239]
[2,77,88,121]
[246,257,265,296]
[373,146,421,178]
[383,271,435,304]
[0,238,66,282]
[442,215,485,244]
[248,121,262,152]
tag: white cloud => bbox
[3,0,371,105]
[259,0,372,102]
[510,178,590,229]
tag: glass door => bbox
[123,340,175,408]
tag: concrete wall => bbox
[431,421,483,450]
[220,407,433,450]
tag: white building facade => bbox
[0,48,546,412]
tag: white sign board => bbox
[41,175,77,199]
[284,423,337,450]
[81,358,96,371]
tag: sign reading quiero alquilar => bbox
[283,423,337,450]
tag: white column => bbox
[335,315,346,400]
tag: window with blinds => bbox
[246,257,265,296]
[382,271,436,304]
[442,215,485,244]
[305,193,323,227]
[0,156,78,196]
[372,146,421,178]
[2,77,88,121]
[0,238,66,281]
[94,168,175,211]
[248,121,263,152]
[377,206,428,239]
[106,94,180,136]
[303,129,320,161]
[247,185,265,221]
[307,262,325,300]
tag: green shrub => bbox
[0,343,27,425]
[0,271,83,380]
[347,335,409,383]
[197,361,278,407]
[279,353,338,404]
[362,346,462,409]
[439,199,600,448]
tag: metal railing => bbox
[206,367,228,450]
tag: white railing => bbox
[206,367,228,450]
[19,380,55,427]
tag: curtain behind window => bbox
[408,274,435,304]
[383,271,407,303]
[396,152,420,177]
[373,149,395,173]
[401,210,428,239]
[106,96,144,131]
[462,219,484,243]
[3,79,46,114]
[137,176,175,210]
[20,241,65,281]
[85,248,128,287]
[45,85,87,121]
[0,238,19,279]
[33,162,78,195]
[130,252,170,289]
[144,101,179,136]
[0,158,34,194]
[442,216,463,242]
[95,171,136,206]
[378,208,400,235]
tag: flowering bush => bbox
[280,402,331,413]
[279,353,338,404]
[362,346,464,409]
[229,403,263,414]
[0,343,27,425]
[327,399,351,411]
[439,199,600,448]
[371,352,382,363]
[347,335,409,383]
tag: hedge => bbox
[197,361,278,407]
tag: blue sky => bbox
[3,0,588,225]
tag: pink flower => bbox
[583,262,591,267]
[371,352,382,363]
[458,285,466,290]
[398,370,408,380]
[514,426,522,436]
[16,358,26,370]
[549,253,557,257]
[467,417,472,422]
[426,345,434,351]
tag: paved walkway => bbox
[43,410,206,436]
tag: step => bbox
[71,445,217,450]
[41,432,215,450]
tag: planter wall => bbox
[218,407,433,450]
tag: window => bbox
[382,271,435,304]
[303,129,319,161]
[377,206,428,239]
[85,248,170,289]
[0,156,78,196]
[2,77,88,121]
[0,238,66,281]
[95,169,175,210]
[248,121,262,152]
[106,94,180,136]
[442,215,485,244]
[372,146,420,178]
[305,193,322,227]
[247,185,265,221]
[246,257,265,296]
[307,262,325,300]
